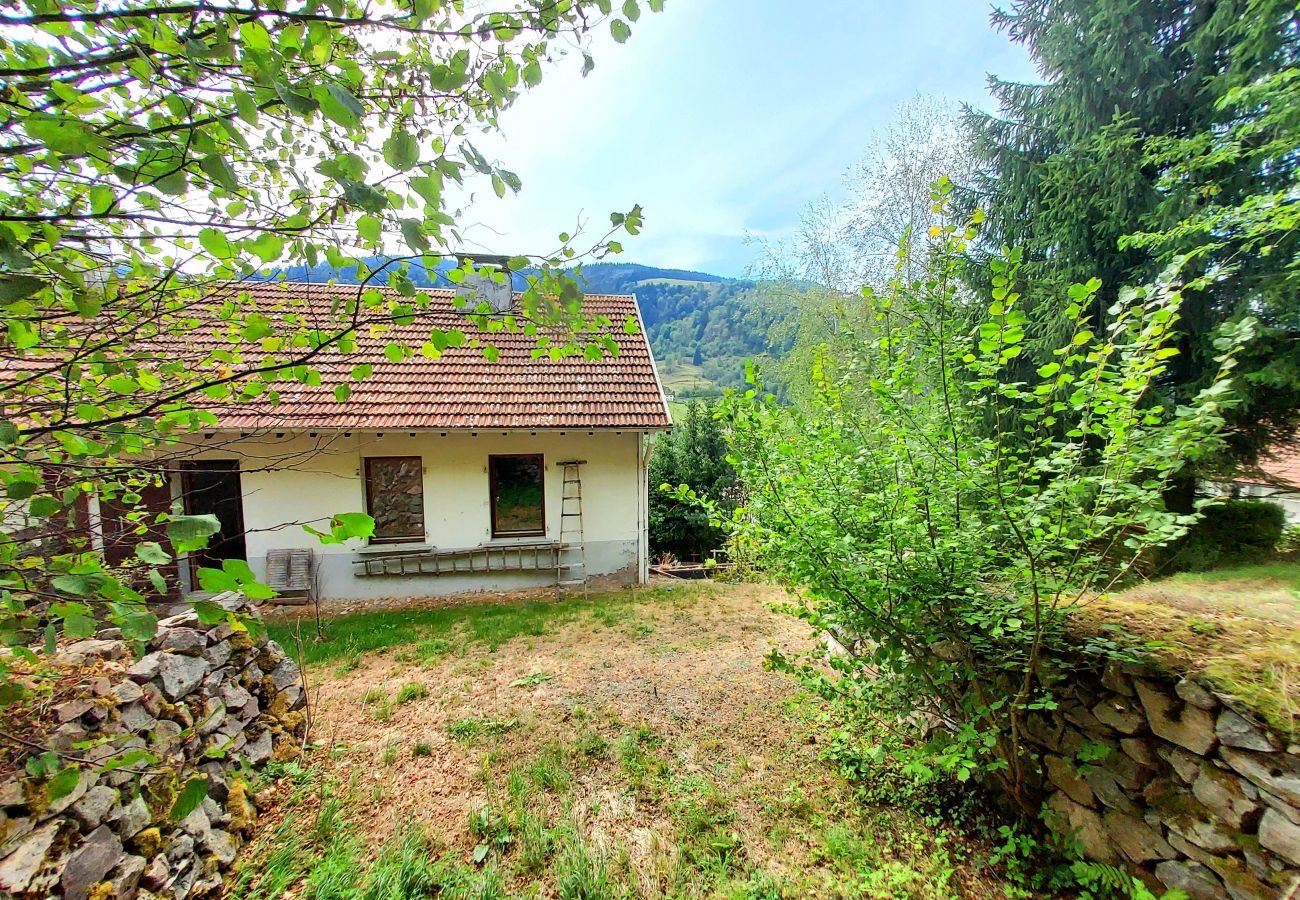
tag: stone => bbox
[1062,700,1107,734]
[139,682,166,717]
[1101,661,1135,697]
[282,684,305,710]
[1258,808,1300,866]
[1165,809,1239,854]
[151,719,183,748]
[206,641,233,670]
[165,831,195,860]
[1159,745,1204,783]
[0,780,23,807]
[1259,787,1300,825]
[269,657,300,692]
[221,682,253,711]
[158,652,208,700]
[197,698,227,736]
[241,729,273,765]
[1135,679,1218,755]
[157,610,199,629]
[1045,755,1096,807]
[0,820,60,893]
[1215,709,1281,752]
[110,679,144,705]
[71,785,119,831]
[56,698,96,722]
[55,639,127,666]
[0,815,34,855]
[1046,791,1117,863]
[1155,861,1229,900]
[1202,856,1278,900]
[109,854,147,898]
[1104,809,1175,864]
[1083,767,1141,816]
[49,720,89,753]
[156,627,205,656]
[1121,737,1158,768]
[202,797,229,827]
[1193,766,1262,831]
[1092,698,1147,735]
[60,824,123,900]
[205,828,239,866]
[1176,678,1220,711]
[179,805,211,843]
[112,796,151,839]
[117,701,157,732]
[140,853,169,890]
[127,652,166,682]
[1220,747,1300,807]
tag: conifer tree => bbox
[964,0,1299,465]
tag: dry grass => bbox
[247,582,1022,898]
[1072,561,1300,737]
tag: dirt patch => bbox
[247,582,1016,897]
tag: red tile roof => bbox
[190,282,671,431]
[1242,444,1300,489]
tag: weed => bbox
[573,725,608,760]
[516,808,554,874]
[360,687,386,705]
[333,654,362,676]
[394,681,429,705]
[372,698,392,722]
[380,740,399,766]
[468,804,514,850]
[554,832,614,900]
[510,671,555,688]
[505,766,534,806]
[448,717,518,743]
[529,743,572,792]
[412,740,433,758]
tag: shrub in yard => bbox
[1161,499,1286,572]
[690,182,1251,812]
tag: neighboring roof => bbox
[191,282,671,431]
[1236,444,1300,490]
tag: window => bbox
[489,454,545,537]
[364,456,425,543]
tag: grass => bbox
[246,582,1088,898]
[269,589,658,667]
[1074,560,1300,736]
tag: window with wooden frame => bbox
[363,456,425,543]
[489,454,545,537]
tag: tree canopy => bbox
[0,0,655,660]
[962,0,1299,465]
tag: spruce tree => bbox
[963,0,1299,466]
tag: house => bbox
[1219,443,1300,526]
[102,280,672,602]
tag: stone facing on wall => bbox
[1031,662,1299,899]
[0,606,306,898]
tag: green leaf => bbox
[46,765,82,802]
[383,131,421,171]
[610,19,632,42]
[199,154,240,192]
[394,219,425,253]
[622,0,641,21]
[118,609,158,642]
[169,777,209,822]
[167,514,221,553]
[0,275,45,303]
[321,84,365,130]
[197,567,238,593]
[357,215,381,244]
[335,383,351,402]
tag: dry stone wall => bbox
[1028,660,1299,899]
[0,605,306,899]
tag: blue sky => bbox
[461,1,1039,277]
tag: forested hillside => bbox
[262,259,784,397]
[574,263,781,396]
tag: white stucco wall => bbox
[183,429,650,600]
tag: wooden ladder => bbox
[557,459,588,597]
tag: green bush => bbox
[1162,499,1285,572]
